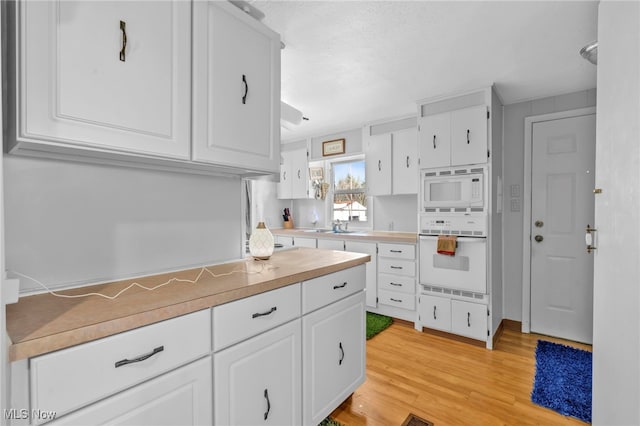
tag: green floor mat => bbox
[318,417,342,426]
[366,312,393,340]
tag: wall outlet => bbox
[510,199,521,212]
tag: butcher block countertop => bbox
[6,248,370,362]
[271,228,418,244]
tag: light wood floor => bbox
[330,321,592,426]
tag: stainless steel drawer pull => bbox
[338,342,345,365]
[252,306,277,318]
[115,345,164,368]
[390,266,403,270]
[390,282,402,287]
[391,298,402,303]
[390,249,403,253]
[333,282,347,289]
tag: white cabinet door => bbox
[16,1,191,159]
[192,1,280,173]
[418,112,451,169]
[277,149,308,199]
[317,239,344,251]
[451,300,487,340]
[364,133,392,196]
[215,320,301,426]
[392,128,419,194]
[450,105,488,166]
[419,295,451,332]
[303,292,365,426]
[49,357,212,426]
[345,241,378,308]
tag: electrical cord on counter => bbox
[8,259,276,301]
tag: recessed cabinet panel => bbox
[419,112,451,169]
[451,106,488,166]
[451,299,487,340]
[364,133,392,196]
[391,128,419,194]
[192,1,280,172]
[214,320,301,426]
[419,295,452,332]
[18,0,191,159]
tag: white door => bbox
[392,128,419,194]
[418,112,451,169]
[450,105,488,166]
[364,133,392,196]
[530,113,596,344]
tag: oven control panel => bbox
[420,214,487,236]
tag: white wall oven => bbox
[419,165,488,295]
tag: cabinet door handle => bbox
[390,249,402,253]
[282,170,286,181]
[119,20,127,62]
[390,282,402,287]
[467,312,471,327]
[115,345,164,368]
[406,156,410,168]
[391,298,402,303]
[467,129,470,144]
[390,265,403,270]
[252,306,277,318]
[433,306,437,320]
[263,389,271,420]
[242,74,248,104]
[333,282,347,290]
[433,135,436,149]
[338,342,345,365]
[297,169,301,179]
[378,160,382,171]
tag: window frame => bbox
[326,154,372,229]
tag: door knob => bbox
[535,220,544,228]
[534,235,543,242]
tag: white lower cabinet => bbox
[344,241,378,308]
[302,291,366,426]
[418,294,488,341]
[293,237,317,248]
[214,320,301,425]
[316,238,344,251]
[375,243,417,321]
[48,357,212,426]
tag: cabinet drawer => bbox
[451,300,488,341]
[302,265,365,314]
[419,295,451,332]
[378,243,415,260]
[293,237,317,248]
[213,284,301,351]
[30,310,211,420]
[316,238,344,250]
[378,258,415,277]
[378,273,415,294]
[378,289,415,310]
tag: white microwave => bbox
[421,169,484,210]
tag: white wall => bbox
[502,88,596,321]
[592,1,640,423]
[4,156,243,293]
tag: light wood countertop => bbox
[271,228,418,244]
[6,248,370,361]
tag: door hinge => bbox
[487,149,490,158]
[487,110,490,120]
[487,309,490,316]
[376,246,379,254]
[487,330,490,337]
[376,297,378,303]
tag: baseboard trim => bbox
[502,319,522,331]
[419,327,486,348]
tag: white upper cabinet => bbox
[391,127,419,194]
[277,148,309,199]
[192,1,281,173]
[364,133,392,196]
[11,0,192,159]
[418,105,488,168]
[364,122,419,196]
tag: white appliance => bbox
[419,235,487,294]
[421,166,486,212]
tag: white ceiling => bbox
[255,1,598,142]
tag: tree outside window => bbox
[332,159,366,222]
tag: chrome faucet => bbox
[332,220,348,232]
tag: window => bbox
[332,158,367,223]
